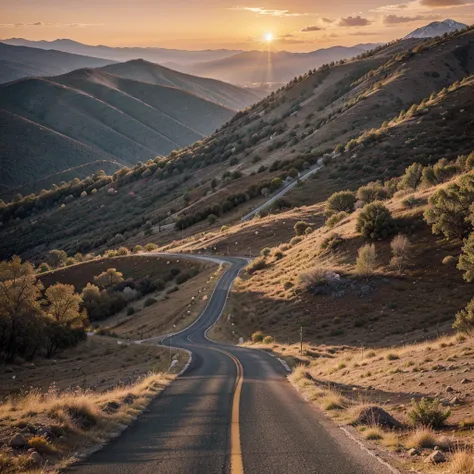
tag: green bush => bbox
[290,236,302,246]
[144,243,158,251]
[263,335,274,344]
[320,234,344,252]
[356,183,388,203]
[251,331,264,343]
[399,163,423,190]
[260,247,271,257]
[294,221,308,236]
[407,398,451,429]
[356,202,395,240]
[325,191,356,216]
[326,211,348,228]
[127,306,135,316]
[246,257,267,274]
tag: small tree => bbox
[356,202,395,240]
[399,163,424,191]
[294,221,307,236]
[454,298,474,335]
[45,284,84,327]
[390,234,411,273]
[94,268,124,288]
[46,249,68,268]
[424,175,474,240]
[325,190,356,216]
[355,244,377,280]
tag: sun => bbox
[264,32,273,43]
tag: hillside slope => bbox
[1,29,473,261]
[0,68,235,191]
[0,42,115,84]
[101,59,262,110]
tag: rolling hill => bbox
[0,42,116,84]
[100,59,262,110]
[180,45,378,85]
[0,67,237,192]
[1,38,241,65]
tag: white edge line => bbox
[339,426,402,474]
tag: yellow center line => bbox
[192,343,244,474]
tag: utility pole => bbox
[300,326,303,354]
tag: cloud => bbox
[0,21,102,28]
[231,6,308,16]
[301,25,323,32]
[383,13,438,23]
[419,0,466,5]
[322,17,336,23]
[339,16,371,27]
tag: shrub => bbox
[290,236,302,246]
[260,247,271,257]
[299,266,329,289]
[133,245,143,254]
[144,243,158,251]
[355,244,377,280]
[424,175,474,240]
[294,221,308,236]
[407,398,451,429]
[46,249,68,268]
[127,306,135,316]
[28,436,56,455]
[401,195,421,209]
[356,183,388,203]
[143,297,158,308]
[326,211,348,228]
[320,234,344,252]
[207,214,217,225]
[39,262,51,273]
[273,249,284,260]
[246,257,267,274]
[176,272,191,284]
[251,331,264,343]
[454,298,474,335]
[390,235,410,273]
[263,335,274,344]
[304,226,313,235]
[116,247,129,256]
[325,191,356,216]
[356,202,395,240]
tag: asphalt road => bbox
[70,256,397,474]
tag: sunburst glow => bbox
[264,32,273,43]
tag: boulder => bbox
[445,386,454,393]
[10,433,27,449]
[408,448,420,456]
[424,450,446,464]
[354,406,401,428]
[29,451,42,466]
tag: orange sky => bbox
[1,0,473,51]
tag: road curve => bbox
[70,255,398,474]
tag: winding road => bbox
[71,255,398,474]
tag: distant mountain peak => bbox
[405,19,468,39]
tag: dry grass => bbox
[447,451,474,474]
[0,370,177,473]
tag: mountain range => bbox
[0,42,116,84]
[1,38,241,65]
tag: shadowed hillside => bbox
[101,60,262,110]
[0,42,115,84]
[0,67,236,190]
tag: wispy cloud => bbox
[0,22,102,28]
[230,6,308,17]
[375,0,473,11]
[383,13,438,23]
[339,16,372,27]
[301,25,323,32]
